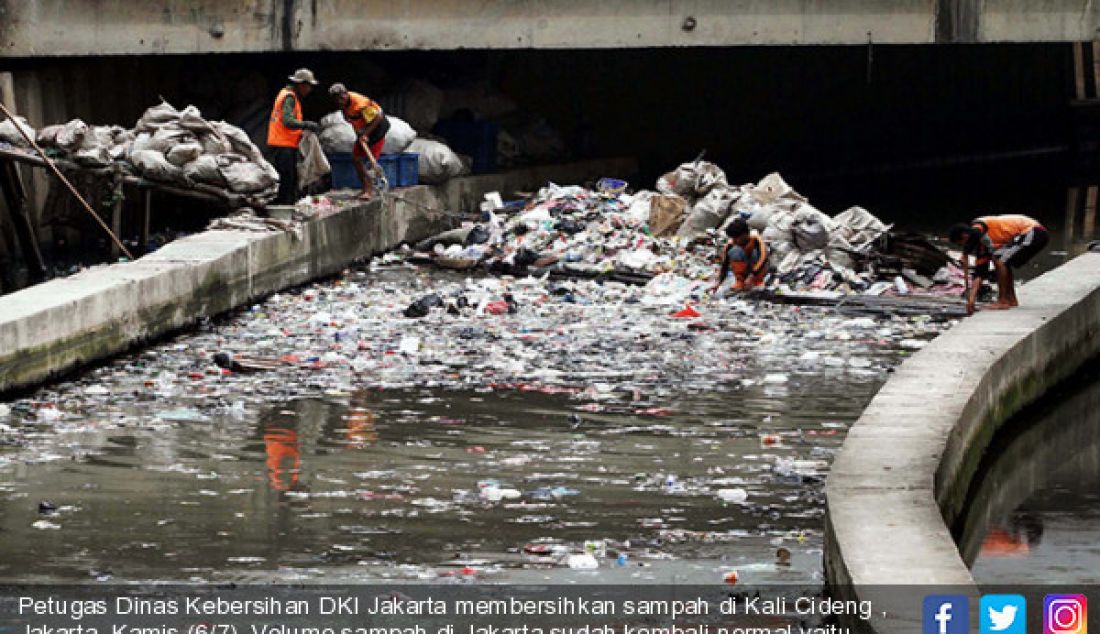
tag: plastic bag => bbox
[73,146,111,167]
[108,142,130,162]
[657,161,728,198]
[0,116,35,147]
[177,106,216,136]
[648,194,687,237]
[130,149,183,183]
[751,172,801,203]
[793,217,829,251]
[36,124,66,148]
[211,121,265,163]
[136,100,181,132]
[677,187,739,237]
[198,131,232,155]
[81,125,115,152]
[165,142,204,166]
[297,131,331,189]
[220,160,277,193]
[55,119,90,151]
[319,118,356,154]
[181,155,226,186]
[787,204,833,252]
[833,206,888,248]
[148,126,195,153]
[406,138,468,184]
[381,115,417,154]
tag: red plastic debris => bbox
[672,305,701,319]
[484,300,510,315]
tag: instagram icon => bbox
[1045,595,1088,634]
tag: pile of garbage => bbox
[418,160,961,298]
[1,101,279,203]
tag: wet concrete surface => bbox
[0,266,946,585]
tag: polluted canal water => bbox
[0,264,949,585]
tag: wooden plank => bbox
[1074,41,1087,101]
[0,160,47,281]
[1093,41,1100,99]
[1084,185,1098,240]
[1066,186,1080,246]
[109,180,123,261]
[141,188,152,254]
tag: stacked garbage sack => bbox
[25,101,279,202]
[317,110,470,185]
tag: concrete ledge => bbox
[0,187,448,394]
[824,253,1100,633]
[0,158,636,394]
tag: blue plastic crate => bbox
[397,152,419,187]
[326,152,359,189]
[432,120,498,174]
[378,153,400,186]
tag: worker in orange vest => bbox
[949,214,1049,314]
[712,218,769,296]
[266,68,321,204]
[328,83,391,200]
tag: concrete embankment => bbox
[0,158,635,394]
[824,253,1100,633]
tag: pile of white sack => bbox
[641,161,889,277]
[316,111,469,185]
[27,100,279,203]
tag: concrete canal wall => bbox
[0,158,635,395]
[824,252,1100,633]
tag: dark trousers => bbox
[271,146,298,205]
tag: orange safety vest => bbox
[267,87,303,149]
[342,91,380,133]
[973,215,1041,249]
[726,233,768,276]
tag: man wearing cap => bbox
[267,68,321,204]
[329,83,391,200]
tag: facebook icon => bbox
[924,595,969,634]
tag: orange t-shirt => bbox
[341,91,383,133]
[974,215,1041,249]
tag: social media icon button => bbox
[1045,594,1088,634]
[981,594,1026,634]
[924,595,969,634]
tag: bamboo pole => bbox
[0,101,133,260]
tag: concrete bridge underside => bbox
[1,0,1098,58]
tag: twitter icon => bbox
[982,594,1027,634]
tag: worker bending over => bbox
[948,214,1049,314]
[713,218,769,296]
[329,83,391,200]
[266,68,320,204]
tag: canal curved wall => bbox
[824,253,1100,632]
